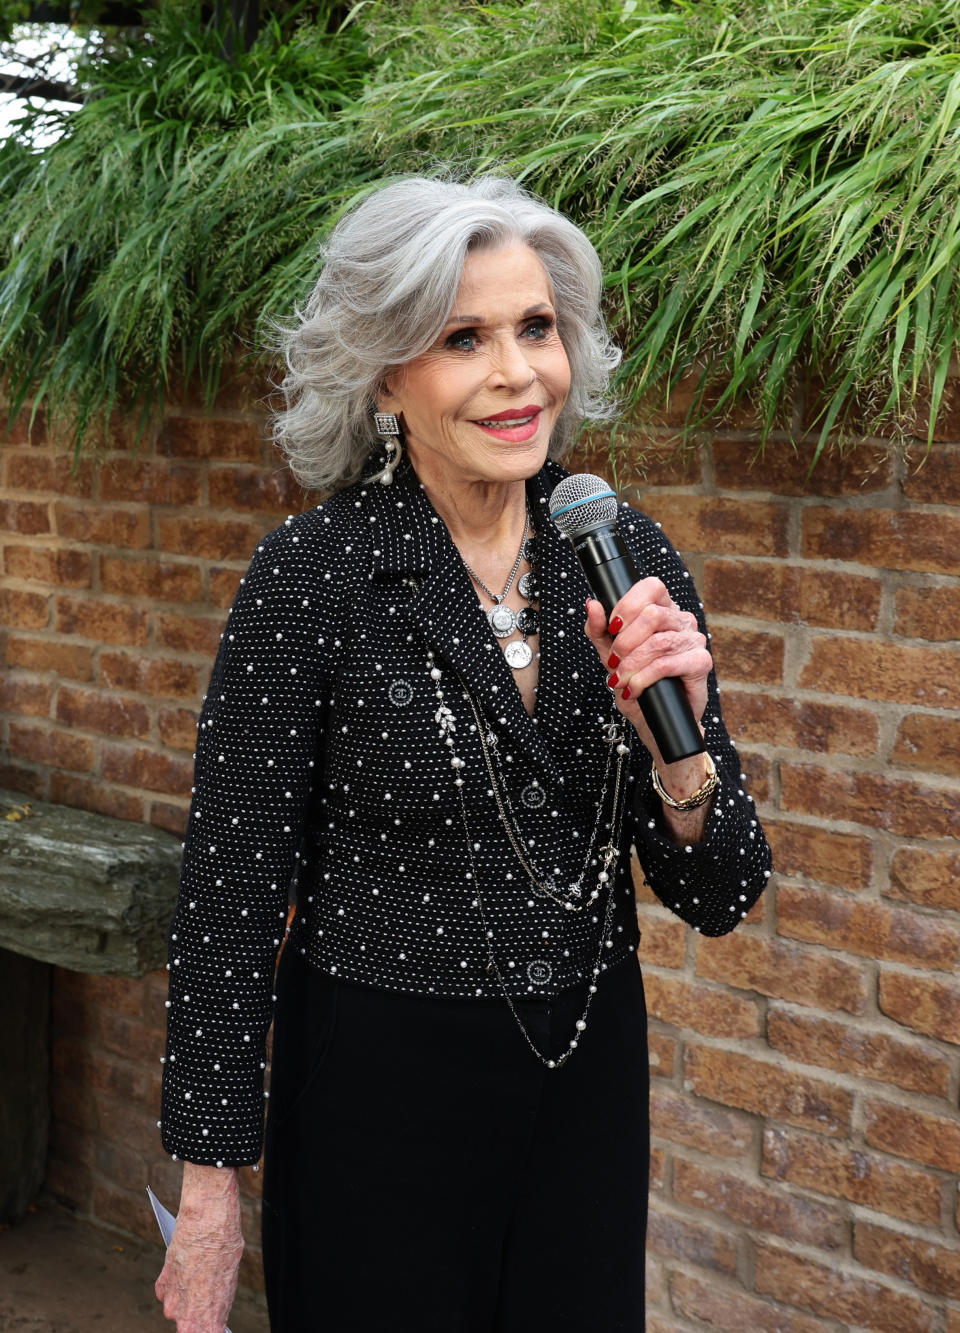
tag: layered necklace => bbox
[458,505,539,670]
[427,647,631,1070]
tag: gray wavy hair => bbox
[271,173,622,493]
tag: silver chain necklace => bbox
[458,507,539,668]
[427,649,630,1069]
[463,688,628,912]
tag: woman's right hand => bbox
[155,1162,244,1333]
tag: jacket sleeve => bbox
[619,508,772,936]
[160,515,339,1166]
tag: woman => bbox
[156,174,771,1333]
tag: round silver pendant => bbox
[489,604,516,638]
[516,606,539,636]
[518,571,538,600]
[504,639,533,669]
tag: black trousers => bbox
[262,945,649,1332]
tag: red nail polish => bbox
[622,687,631,700]
[608,615,623,635]
[608,652,620,669]
[607,672,619,688]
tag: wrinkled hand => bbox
[584,579,712,773]
[155,1166,243,1333]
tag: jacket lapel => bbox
[366,460,578,784]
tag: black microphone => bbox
[549,473,706,764]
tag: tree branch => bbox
[0,68,84,102]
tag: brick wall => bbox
[2,400,959,1328]
[0,403,313,1301]
[618,427,960,1333]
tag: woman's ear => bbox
[377,368,404,411]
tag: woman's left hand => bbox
[584,579,713,776]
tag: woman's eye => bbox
[522,318,553,340]
[445,330,479,351]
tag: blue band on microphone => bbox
[551,489,617,520]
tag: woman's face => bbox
[380,243,571,491]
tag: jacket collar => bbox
[363,457,606,784]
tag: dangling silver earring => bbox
[372,411,403,485]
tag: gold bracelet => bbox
[651,750,719,811]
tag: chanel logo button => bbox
[388,679,413,707]
[521,783,546,809]
[527,959,552,985]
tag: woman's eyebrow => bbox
[445,302,554,327]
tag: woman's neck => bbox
[418,471,529,560]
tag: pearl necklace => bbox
[427,650,631,1069]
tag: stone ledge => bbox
[0,790,181,976]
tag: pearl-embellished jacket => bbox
[160,458,771,1166]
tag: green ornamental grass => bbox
[2,0,960,464]
[0,0,374,448]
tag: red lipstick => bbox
[472,405,543,442]
[476,404,542,422]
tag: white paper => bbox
[148,1186,234,1333]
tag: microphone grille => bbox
[549,473,618,537]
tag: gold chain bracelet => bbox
[651,750,719,811]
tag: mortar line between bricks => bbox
[750,1226,954,1310]
[725,680,892,705]
[786,493,804,559]
[762,993,958,1053]
[697,438,715,491]
[668,1267,852,1333]
[779,763,960,796]
[667,1134,944,1223]
[701,552,960,582]
[712,612,960,641]
[738,749,943,781]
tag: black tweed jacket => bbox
[159,457,771,1166]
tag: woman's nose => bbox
[488,336,536,390]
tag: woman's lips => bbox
[472,407,543,442]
